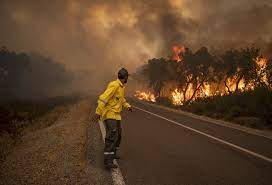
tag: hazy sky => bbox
[1,0,272,78]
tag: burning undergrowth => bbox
[134,90,156,102]
[134,45,272,106]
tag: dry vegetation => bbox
[0,96,81,162]
[135,45,272,130]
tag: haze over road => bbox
[116,100,272,185]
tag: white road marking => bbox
[134,106,272,163]
[98,120,126,185]
[137,100,272,140]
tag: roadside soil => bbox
[0,98,112,185]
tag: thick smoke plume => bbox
[0,0,272,94]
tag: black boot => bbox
[104,153,118,169]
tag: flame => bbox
[256,57,269,86]
[171,84,211,106]
[136,50,270,106]
[225,77,245,92]
[256,57,267,69]
[202,83,211,96]
[223,57,268,93]
[134,90,156,102]
[171,88,183,105]
[172,45,185,62]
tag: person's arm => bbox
[123,98,132,111]
[92,83,118,122]
[95,82,118,116]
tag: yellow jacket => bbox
[95,79,131,121]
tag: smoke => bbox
[0,0,272,93]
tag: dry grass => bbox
[0,96,81,162]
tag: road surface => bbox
[1,98,271,184]
[116,100,272,185]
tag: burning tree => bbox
[141,58,175,98]
[135,45,271,106]
[175,47,216,104]
[266,59,272,89]
[218,46,268,93]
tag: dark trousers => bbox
[104,119,122,164]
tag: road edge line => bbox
[133,99,272,140]
[134,106,272,163]
[98,120,126,185]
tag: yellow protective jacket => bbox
[95,79,131,121]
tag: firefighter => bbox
[92,68,132,169]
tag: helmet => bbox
[118,68,129,79]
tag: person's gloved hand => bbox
[128,106,133,112]
[91,113,101,123]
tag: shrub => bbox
[229,105,242,117]
[156,97,173,107]
[169,86,272,129]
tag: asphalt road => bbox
[117,100,272,185]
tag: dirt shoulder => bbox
[0,98,112,185]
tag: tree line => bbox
[0,46,72,101]
[137,46,272,105]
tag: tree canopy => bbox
[0,46,72,101]
[138,45,271,105]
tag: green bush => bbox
[178,86,272,129]
[228,106,242,118]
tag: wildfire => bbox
[256,57,269,86]
[137,50,269,106]
[134,90,156,102]
[202,83,211,96]
[225,77,245,92]
[171,84,211,106]
[256,57,267,69]
[223,57,269,93]
[171,88,183,105]
[172,45,185,62]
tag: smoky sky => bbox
[1,0,272,81]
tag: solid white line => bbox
[137,100,272,140]
[98,120,126,185]
[134,106,272,163]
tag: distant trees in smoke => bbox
[0,46,73,101]
[137,46,272,105]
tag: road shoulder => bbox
[0,99,113,185]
